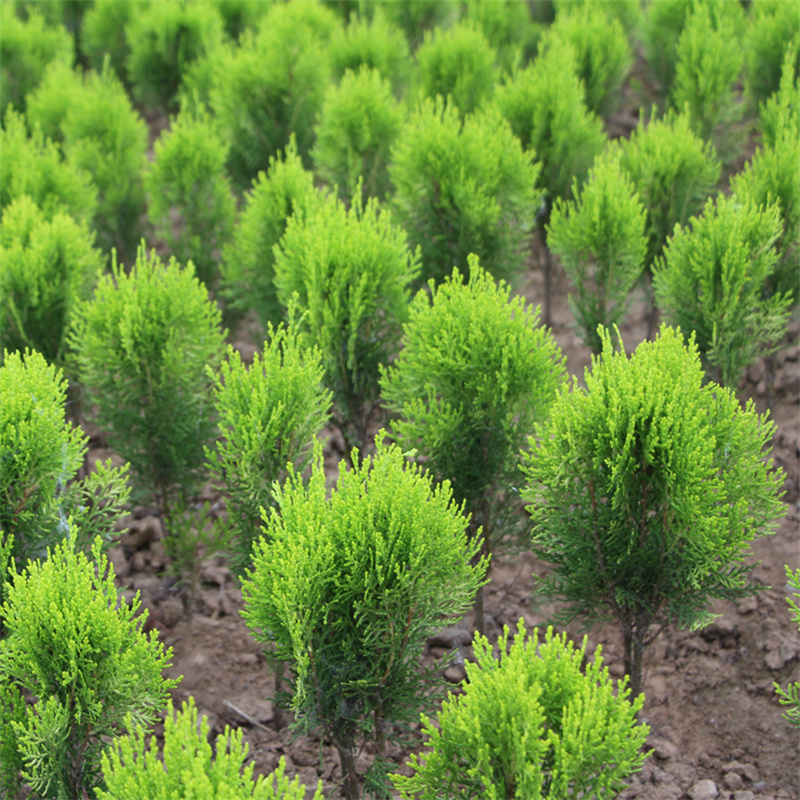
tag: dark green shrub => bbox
[653,195,793,388]
[71,246,226,524]
[413,21,497,117]
[543,2,633,119]
[274,192,418,455]
[0,537,178,800]
[619,110,720,270]
[211,0,270,41]
[547,151,648,354]
[207,319,331,576]
[745,0,800,111]
[522,325,786,698]
[0,196,104,365]
[220,140,320,330]
[145,109,236,288]
[0,3,72,114]
[390,98,539,287]
[126,0,225,111]
[0,111,98,227]
[381,258,566,633]
[312,66,405,205]
[381,0,459,50]
[393,621,649,799]
[99,698,321,800]
[671,2,744,158]
[242,440,488,800]
[328,8,412,95]
[211,0,339,187]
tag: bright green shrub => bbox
[0,197,104,365]
[393,621,649,800]
[220,140,320,329]
[619,110,720,269]
[312,66,405,205]
[774,566,800,728]
[381,258,566,632]
[0,349,130,612]
[653,195,792,388]
[0,3,72,114]
[126,0,225,110]
[79,0,148,85]
[390,98,539,287]
[745,0,800,111]
[145,109,236,288]
[759,47,800,148]
[274,192,418,454]
[413,21,498,117]
[494,39,606,210]
[211,0,339,186]
[381,0,459,50]
[99,698,321,800]
[23,61,83,144]
[543,3,633,119]
[212,0,270,41]
[553,0,643,42]
[328,8,412,95]
[672,2,744,157]
[242,440,488,800]
[0,111,98,227]
[0,537,178,800]
[70,246,226,523]
[547,151,647,354]
[522,325,786,698]
[207,319,331,575]
[462,0,541,75]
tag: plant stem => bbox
[623,629,646,700]
[336,740,360,800]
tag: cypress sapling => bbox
[242,440,488,800]
[393,621,649,799]
[381,257,566,633]
[522,325,786,699]
[759,46,799,149]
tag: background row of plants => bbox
[1,0,798,798]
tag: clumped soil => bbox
[94,266,800,798]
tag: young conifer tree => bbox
[0,537,178,800]
[393,621,649,799]
[522,325,786,699]
[381,257,566,634]
[242,440,488,800]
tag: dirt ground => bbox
[91,256,800,799]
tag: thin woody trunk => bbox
[623,629,647,701]
[336,740,360,800]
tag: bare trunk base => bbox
[336,741,360,800]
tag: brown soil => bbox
[94,259,800,799]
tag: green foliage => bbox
[619,110,720,269]
[207,320,331,575]
[126,0,225,110]
[70,245,226,521]
[211,0,270,41]
[774,566,800,728]
[543,3,633,119]
[0,349,130,610]
[0,537,178,800]
[522,325,786,697]
[654,195,792,388]
[461,0,541,75]
[313,66,405,205]
[99,698,321,800]
[413,22,497,117]
[242,440,488,798]
[211,0,339,186]
[145,108,236,288]
[380,0,460,51]
[759,46,800,148]
[220,140,320,330]
[274,192,418,454]
[494,40,606,210]
[547,151,647,354]
[390,98,539,287]
[0,111,98,227]
[394,621,649,799]
[0,196,104,365]
[553,0,643,42]
[731,123,800,300]
[672,2,744,157]
[0,3,73,114]
[79,0,148,85]
[24,62,83,144]
[328,9,412,95]
[745,0,800,111]
[381,257,566,559]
